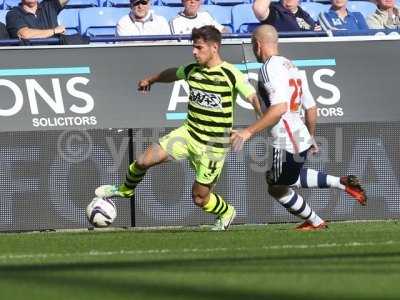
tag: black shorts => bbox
[266,147,308,186]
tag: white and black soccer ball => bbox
[86,197,117,228]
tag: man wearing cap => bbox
[116,0,171,36]
[6,0,69,39]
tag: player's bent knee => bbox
[192,193,208,207]
[136,144,169,169]
[192,183,210,207]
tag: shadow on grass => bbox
[1,263,389,300]
[1,251,399,270]
[1,251,400,272]
[1,252,400,300]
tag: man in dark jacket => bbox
[253,0,321,31]
[6,0,69,39]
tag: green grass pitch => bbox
[1,221,400,300]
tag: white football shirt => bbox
[258,55,316,154]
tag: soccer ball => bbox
[86,197,117,228]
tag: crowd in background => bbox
[0,0,399,42]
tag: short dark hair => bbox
[191,25,221,45]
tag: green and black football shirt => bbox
[176,61,255,152]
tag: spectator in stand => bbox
[0,22,9,39]
[367,0,400,29]
[116,0,171,36]
[252,0,321,31]
[319,0,369,31]
[170,0,226,34]
[6,0,68,39]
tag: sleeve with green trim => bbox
[176,65,186,80]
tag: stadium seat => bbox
[347,1,377,19]
[58,9,80,35]
[309,0,330,4]
[106,0,130,7]
[153,6,181,22]
[79,7,129,37]
[159,0,182,6]
[3,0,20,9]
[208,0,248,6]
[0,10,7,24]
[65,0,99,8]
[4,0,100,9]
[202,5,233,33]
[232,4,259,33]
[300,2,327,21]
[107,0,160,6]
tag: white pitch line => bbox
[0,240,398,262]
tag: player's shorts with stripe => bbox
[267,147,309,185]
[159,124,226,185]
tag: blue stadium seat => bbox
[66,0,99,8]
[79,7,129,37]
[0,10,7,24]
[208,0,247,6]
[153,6,181,22]
[300,2,327,21]
[202,5,233,33]
[159,0,182,6]
[106,0,130,7]
[232,4,258,33]
[3,0,20,9]
[3,0,100,9]
[309,0,330,4]
[107,0,160,6]
[348,1,376,19]
[58,9,80,35]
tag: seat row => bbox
[0,0,389,10]
[0,2,381,36]
[0,0,253,10]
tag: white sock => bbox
[276,189,322,223]
[326,175,345,190]
[292,168,345,190]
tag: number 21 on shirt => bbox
[289,78,302,112]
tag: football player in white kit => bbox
[231,24,366,230]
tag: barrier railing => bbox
[0,31,329,46]
[0,29,400,46]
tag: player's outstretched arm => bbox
[231,102,286,151]
[246,93,263,119]
[138,68,179,93]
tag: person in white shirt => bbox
[116,0,171,36]
[367,0,400,29]
[170,0,226,34]
[231,25,367,231]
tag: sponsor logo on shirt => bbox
[189,88,222,109]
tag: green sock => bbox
[119,161,146,197]
[202,193,229,217]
